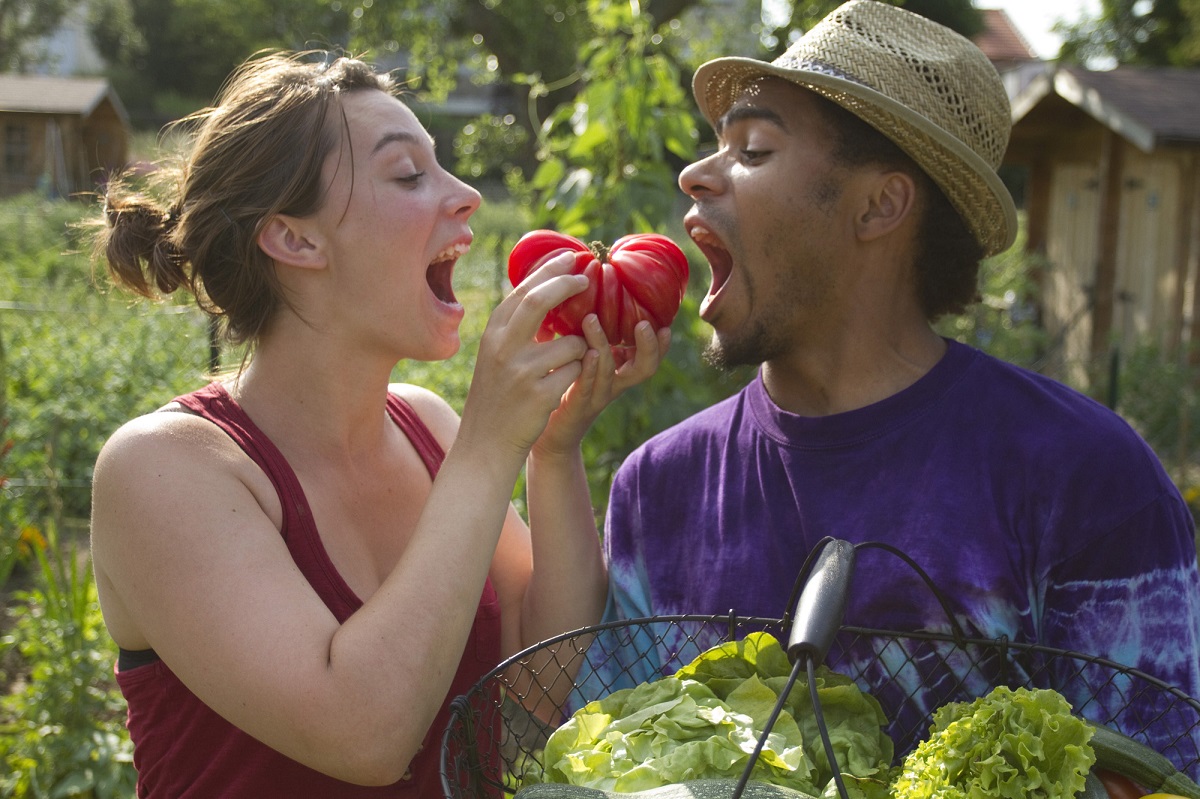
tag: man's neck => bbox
[760,327,946,417]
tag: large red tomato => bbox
[507,230,689,347]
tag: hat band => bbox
[774,58,871,91]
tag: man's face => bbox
[680,79,862,370]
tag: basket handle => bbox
[786,538,856,664]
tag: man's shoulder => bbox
[962,347,1132,429]
[960,346,1166,473]
[630,386,749,457]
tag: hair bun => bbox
[100,194,189,297]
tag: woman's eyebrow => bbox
[372,130,433,155]
[716,105,787,135]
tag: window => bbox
[5,124,29,175]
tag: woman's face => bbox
[307,89,482,363]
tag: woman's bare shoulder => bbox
[97,405,243,471]
[92,405,279,536]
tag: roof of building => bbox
[0,74,128,124]
[1068,67,1200,144]
[1012,65,1200,150]
[975,9,1039,64]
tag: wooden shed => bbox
[1005,66,1200,383]
[0,74,130,199]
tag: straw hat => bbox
[692,0,1017,256]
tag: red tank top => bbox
[114,382,502,798]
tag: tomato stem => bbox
[590,241,610,263]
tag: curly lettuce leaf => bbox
[892,686,1096,799]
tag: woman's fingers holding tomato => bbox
[572,314,616,400]
[492,252,587,335]
[613,322,670,388]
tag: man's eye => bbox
[396,171,425,185]
[741,149,768,162]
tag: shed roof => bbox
[0,74,128,125]
[1011,65,1200,152]
[975,9,1039,64]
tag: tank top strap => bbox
[172,382,311,532]
[172,382,361,617]
[384,393,446,477]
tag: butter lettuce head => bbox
[892,686,1096,799]
[526,632,893,795]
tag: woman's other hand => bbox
[535,315,671,458]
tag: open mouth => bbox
[687,224,732,297]
[427,243,468,305]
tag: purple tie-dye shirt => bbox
[576,339,1200,776]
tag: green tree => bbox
[91,0,353,123]
[85,0,988,150]
[520,0,696,240]
[0,0,80,71]
[1058,0,1200,66]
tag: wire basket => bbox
[440,541,1200,798]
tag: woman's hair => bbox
[811,93,986,322]
[96,51,394,346]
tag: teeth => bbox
[689,225,721,247]
[431,242,470,263]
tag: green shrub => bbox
[936,221,1049,369]
[0,521,135,798]
[0,192,202,797]
[0,194,210,541]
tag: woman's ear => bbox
[856,171,917,242]
[257,214,327,270]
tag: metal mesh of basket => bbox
[440,612,1200,798]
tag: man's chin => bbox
[702,336,752,372]
[703,324,784,372]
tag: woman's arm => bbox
[522,319,669,642]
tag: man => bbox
[577,0,1200,777]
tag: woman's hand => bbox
[534,313,671,459]
[457,252,591,467]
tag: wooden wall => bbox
[0,99,128,198]
[1007,97,1200,381]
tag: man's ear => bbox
[257,214,327,270]
[856,171,917,242]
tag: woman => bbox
[90,51,670,797]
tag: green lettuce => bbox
[524,632,893,795]
[892,686,1096,799]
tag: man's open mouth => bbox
[687,224,732,296]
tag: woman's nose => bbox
[450,176,482,219]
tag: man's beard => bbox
[702,318,790,371]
